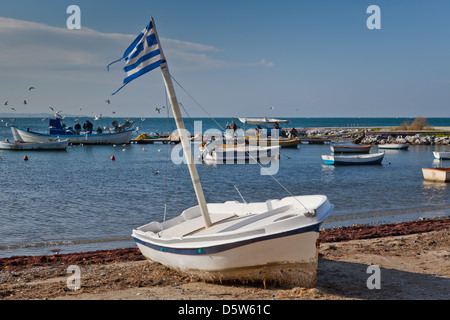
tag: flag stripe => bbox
[122,31,145,59]
[127,34,158,62]
[124,47,161,72]
[123,59,163,85]
[125,53,163,79]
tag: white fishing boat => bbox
[225,117,301,148]
[322,152,385,165]
[10,118,134,145]
[109,18,334,287]
[422,167,450,182]
[330,145,371,154]
[433,151,450,160]
[201,142,280,164]
[377,143,409,150]
[0,138,68,150]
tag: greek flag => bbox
[108,18,164,95]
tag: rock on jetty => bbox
[359,133,450,145]
[299,128,360,138]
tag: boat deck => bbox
[159,204,308,239]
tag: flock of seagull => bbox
[1,86,167,126]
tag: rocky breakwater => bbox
[300,128,361,138]
[358,133,450,145]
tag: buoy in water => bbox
[24,155,28,161]
[111,155,115,161]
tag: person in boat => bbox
[230,120,237,132]
[83,120,94,134]
[74,122,81,134]
[288,127,298,138]
[96,126,103,134]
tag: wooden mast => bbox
[152,17,212,228]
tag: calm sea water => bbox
[1,117,450,258]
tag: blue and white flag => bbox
[108,18,164,95]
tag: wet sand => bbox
[1,218,449,300]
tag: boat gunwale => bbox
[132,199,333,250]
[11,125,134,138]
[133,220,324,256]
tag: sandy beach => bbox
[1,218,448,301]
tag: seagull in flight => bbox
[28,87,35,90]
[93,113,102,121]
[49,106,54,111]
[105,99,111,104]
[155,106,165,113]
[23,100,27,105]
[4,101,8,106]
[269,106,275,110]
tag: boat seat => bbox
[158,212,236,238]
[215,204,293,233]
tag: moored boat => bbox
[10,117,134,145]
[202,143,280,164]
[224,117,301,148]
[322,152,384,165]
[330,145,371,153]
[0,138,68,150]
[433,151,450,160]
[422,167,450,182]
[377,143,409,150]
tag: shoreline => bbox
[1,217,449,270]
[1,217,449,300]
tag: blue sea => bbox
[1,117,450,258]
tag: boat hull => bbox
[132,195,333,287]
[322,152,384,165]
[247,137,301,148]
[433,151,450,160]
[422,167,450,182]
[0,139,68,150]
[11,126,134,145]
[135,228,320,287]
[377,144,409,150]
[203,145,280,164]
[330,145,371,153]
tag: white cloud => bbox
[0,17,273,75]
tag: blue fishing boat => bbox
[11,117,134,145]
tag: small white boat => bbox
[433,151,450,160]
[422,167,450,182]
[377,143,409,150]
[109,17,334,287]
[133,195,333,287]
[330,145,371,153]
[0,139,68,150]
[322,152,384,165]
[201,143,280,164]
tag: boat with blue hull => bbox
[322,152,384,165]
[11,117,134,145]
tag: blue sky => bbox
[0,0,449,118]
